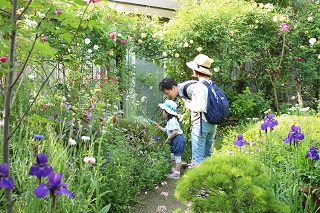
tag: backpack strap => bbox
[182,82,196,99]
[199,79,212,136]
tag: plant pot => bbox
[300,186,320,212]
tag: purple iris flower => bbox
[283,125,304,146]
[306,146,320,161]
[149,134,161,141]
[34,134,44,140]
[234,134,247,147]
[261,114,278,131]
[0,163,14,189]
[29,153,53,178]
[34,172,74,198]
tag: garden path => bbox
[128,171,188,212]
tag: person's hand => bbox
[153,122,160,128]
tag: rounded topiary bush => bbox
[175,153,290,213]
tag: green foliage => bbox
[175,153,290,213]
[218,115,320,212]
[229,87,271,120]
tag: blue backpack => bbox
[183,80,229,124]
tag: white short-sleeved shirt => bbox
[165,117,183,136]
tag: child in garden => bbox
[153,100,186,179]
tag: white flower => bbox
[69,138,76,145]
[307,16,313,21]
[162,52,168,57]
[273,16,278,22]
[141,96,147,102]
[197,47,203,52]
[300,107,310,112]
[141,33,147,38]
[189,40,194,44]
[213,68,220,72]
[175,53,179,58]
[264,109,272,114]
[28,74,35,79]
[83,157,96,163]
[264,3,273,9]
[183,42,189,48]
[138,39,143,44]
[93,45,99,50]
[84,38,91,44]
[318,54,320,59]
[258,3,264,8]
[255,20,259,24]
[81,136,90,141]
[152,34,156,38]
[37,11,45,19]
[279,16,286,22]
[25,18,37,28]
[291,96,296,100]
[309,38,317,45]
[87,49,92,53]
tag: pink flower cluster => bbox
[0,56,7,63]
[280,23,290,32]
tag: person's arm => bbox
[153,122,167,133]
[165,129,178,143]
[184,84,207,112]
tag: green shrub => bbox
[229,87,271,121]
[175,153,290,213]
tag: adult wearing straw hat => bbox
[158,54,217,167]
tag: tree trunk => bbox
[2,1,18,213]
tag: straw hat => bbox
[186,54,214,76]
[158,100,177,115]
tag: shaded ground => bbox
[128,169,188,213]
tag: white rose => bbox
[309,38,317,45]
[141,33,147,38]
[273,16,278,22]
[84,38,91,44]
[197,47,203,52]
[69,138,76,145]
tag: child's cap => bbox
[158,100,177,115]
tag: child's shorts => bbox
[170,134,186,156]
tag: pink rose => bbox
[280,23,290,32]
[0,56,7,63]
[109,32,115,40]
[121,40,126,44]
